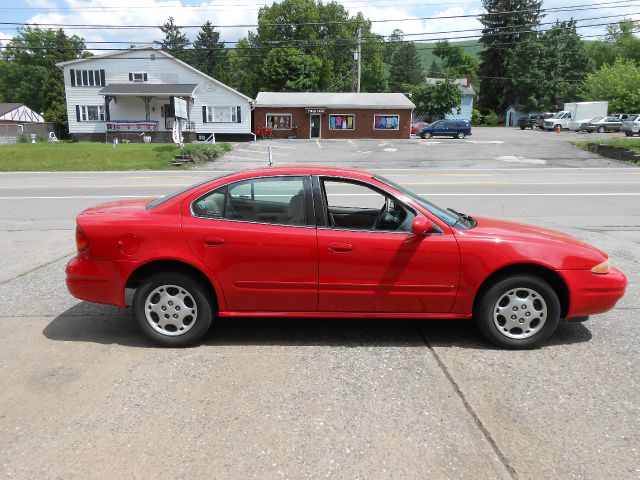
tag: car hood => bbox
[78,198,157,216]
[465,215,607,258]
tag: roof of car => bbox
[233,165,374,179]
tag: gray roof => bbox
[425,78,475,96]
[98,83,198,96]
[0,103,23,116]
[255,92,415,109]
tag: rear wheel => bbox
[520,126,526,130]
[454,132,462,139]
[625,132,634,137]
[133,272,213,347]
[597,126,606,133]
[474,275,561,349]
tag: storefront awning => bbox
[98,84,198,96]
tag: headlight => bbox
[591,259,611,274]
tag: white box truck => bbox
[543,102,608,131]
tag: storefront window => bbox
[329,114,355,130]
[266,114,292,130]
[374,115,399,130]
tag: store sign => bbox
[305,107,326,114]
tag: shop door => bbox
[310,114,321,138]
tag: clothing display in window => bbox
[375,115,399,129]
[330,115,354,130]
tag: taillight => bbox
[75,226,90,252]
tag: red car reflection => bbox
[66,167,626,348]
[411,121,429,135]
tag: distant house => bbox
[425,76,475,122]
[0,103,52,144]
[56,47,253,142]
[253,92,415,139]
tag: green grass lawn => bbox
[574,137,640,165]
[0,142,230,171]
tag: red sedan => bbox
[66,167,626,349]
[411,121,429,135]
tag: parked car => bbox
[411,121,429,135]
[621,114,640,136]
[517,114,539,130]
[66,166,626,349]
[419,119,471,139]
[574,118,599,132]
[585,116,624,133]
[545,102,608,131]
[534,113,554,129]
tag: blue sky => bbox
[1,0,639,51]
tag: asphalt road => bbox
[1,129,639,479]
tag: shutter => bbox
[105,99,110,121]
[129,73,133,81]
[237,106,241,123]
[202,106,207,123]
[143,73,148,81]
[75,105,81,122]
[100,70,106,86]
[70,69,76,86]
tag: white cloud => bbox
[26,0,58,8]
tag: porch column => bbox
[140,96,152,121]
[104,95,113,121]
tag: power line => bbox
[0,0,637,29]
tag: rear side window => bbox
[192,176,311,226]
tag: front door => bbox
[310,114,321,138]
[181,175,318,312]
[316,176,460,313]
[163,103,172,130]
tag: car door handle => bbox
[328,242,353,253]
[204,235,225,246]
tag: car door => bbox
[181,175,318,312]
[431,120,445,136]
[315,176,461,314]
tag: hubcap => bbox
[492,288,547,340]
[144,284,197,336]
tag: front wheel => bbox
[474,275,561,349]
[425,132,433,139]
[597,126,606,133]
[133,272,213,347]
[625,132,633,137]
[520,126,525,130]
[454,132,462,139]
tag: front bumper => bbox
[560,267,627,319]
[66,256,127,308]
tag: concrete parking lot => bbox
[0,128,638,479]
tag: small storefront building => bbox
[253,92,414,139]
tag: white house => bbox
[425,75,475,122]
[56,48,253,142]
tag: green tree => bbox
[191,21,227,82]
[1,27,87,135]
[433,40,479,78]
[261,47,322,91]
[155,17,189,60]
[478,0,543,113]
[582,57,640,113]
[388,39,424,91]
[587,19,640,69]
[227,37,261,97]
[409,80,463,119]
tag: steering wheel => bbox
[373,197,391,230]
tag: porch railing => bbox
[106,120,159,132]
[166,120,196,131]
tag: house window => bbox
[131,72,146,82]
[80,105,105,122]
[373,115,399,130]
[72,69,104,87]
[266,114,292,130]
[329,114,354,130]
[206,106,238,123]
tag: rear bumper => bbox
[560,268,627,319]
[66,256,126,308]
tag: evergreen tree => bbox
[155,17,189,60]
[388,40,424,91]
[478,0,542,113]
[191,21,227,81]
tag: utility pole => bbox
[356,28,362,93]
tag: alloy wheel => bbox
[492,287,547,340]
[144,284,198,336]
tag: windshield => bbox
[551,112,566,119]
[590,117,603,123]
[374,175,474,229]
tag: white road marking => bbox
[498,155,547,165]
[465,140,505,144]
[249,144,296,149]
[383,148,398,152]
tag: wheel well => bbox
[472,264,569,318]
[126,260,217,307]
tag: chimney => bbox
[466,74,472,87]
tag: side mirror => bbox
[412,216,435,236]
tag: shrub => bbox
[471,108,484,126]
[181,143,232,163]
[18,133,29,143]
[485,111,499,126]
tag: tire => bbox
[454,132,462,139]
[419,133,425,139]
[133,272,213,347]
[474,275,561,349]
[554,124,562,131]
[425,132,433,139]
[625,132,633,137]
[520,126,525,130]
[597,126,606,133]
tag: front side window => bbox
[266,114,292,130]
[207,106,237,123]
[329,114,354,130]
[80,105,105,122]
[192,176,309,226]
[321,178,415,232]
[374,115,399,130]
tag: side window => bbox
[322,179,415,232]
[192,186,227,218]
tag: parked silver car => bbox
[621,114,640,136]
[585,116,624,133]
